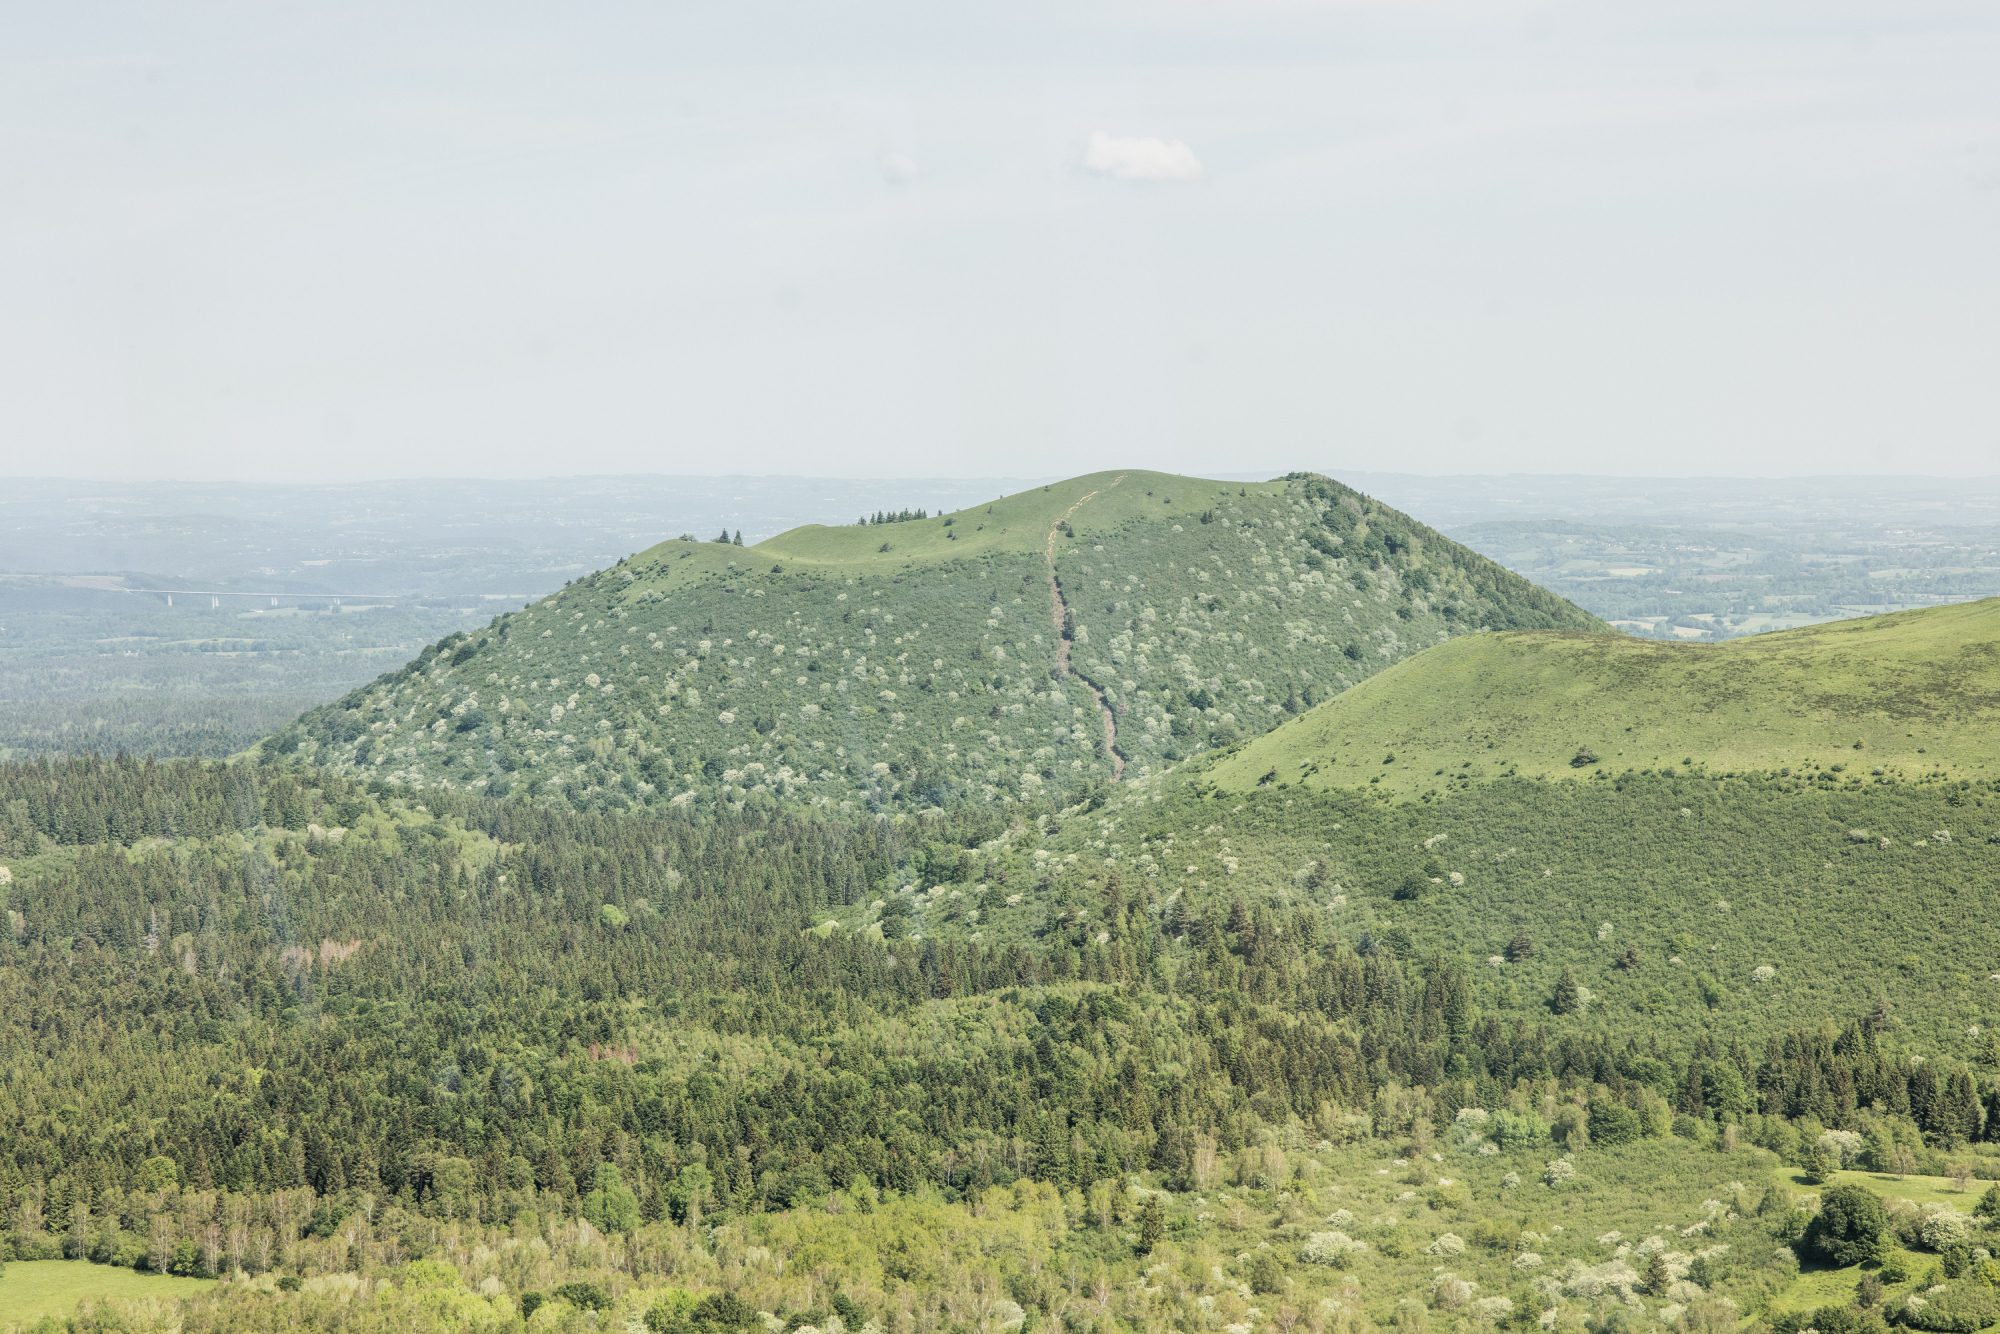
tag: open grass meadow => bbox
[1817,1169,1990,1213]
[1760,1168,2000,1316]
[0,1260,215,1329]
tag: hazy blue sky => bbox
[4,1,1996,481]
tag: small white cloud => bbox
[1084,131,1202,182]
[878,153,919,185]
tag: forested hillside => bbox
[5,756,2000,1331]
[267,472,1600,815]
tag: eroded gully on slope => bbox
[1045,477,1127,782]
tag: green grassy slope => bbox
[1206,599,2000,797]
[0,1260,216,1327]
[273,470,1600,812]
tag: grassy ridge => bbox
[1207,599,2000,797]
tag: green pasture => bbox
[1210,598,2000,795]
[0,1260,216,1329]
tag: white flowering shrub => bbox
[1544,1159,1575,1187]
[1301,1231,1367,1265]
[1920,1206,1975,1252]
[1752,965,1776,983]
[1427,1233,1466,1256]
[1513,1253,1544,1270]
[1502,1172,1522,1190]
[1432,1273,1476,1309]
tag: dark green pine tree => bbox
[1140,1193,1164,1254]
[1551,967,1581,1015]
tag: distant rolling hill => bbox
[1206,598,2000,797]
[269,470,1600,812]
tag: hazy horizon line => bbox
[7,469,2000,487]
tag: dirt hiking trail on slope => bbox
[1044,476,1127,781]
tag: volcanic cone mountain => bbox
[270,470,1601,811]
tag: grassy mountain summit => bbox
[1208,597,2000,796]
[271,470,1599,811]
